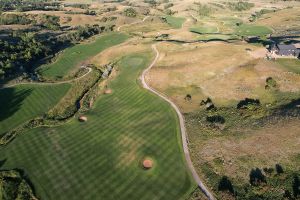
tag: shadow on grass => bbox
[0,87,32,122]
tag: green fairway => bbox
[0,52,194,200]
[0,84,70,136]
[39,33,129,79]
[164,16,185,29]
[235,24,272,36]
[276,58,300,74]
[190,26,219,34]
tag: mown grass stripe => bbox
[0,52,194,200]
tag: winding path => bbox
[0,66,92,89]
[141,44,215,200]
[117,16,150,32]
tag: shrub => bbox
[275,164,284,174]
[237,98,260,109]
[249,168,266,186]
[123,7,137,17]
[206,115,225,124]
[197,3,213,16]
[185,94,192,101]
[227,1,254,11]
[0,14,33,25]
[292,175,300,198]
[218,176,234,194]
[265,77,277,89]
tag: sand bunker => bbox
[78,116,88,122]
[104,89,112,94]
[142,159,153,169]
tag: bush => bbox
[227,1,254,11]
[185,94,192,101]
[0,14,33,25]
[292,175,300,198]
[237,98,260,109]
[206,115,225,124]
[218,176,234,194]
[275,164,284,174]
[265,77,277,89]
[123,7,137,17]
[249,168,266,186]
[197,3,213,16]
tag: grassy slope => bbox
[190,26,218,34]
[0,84,70,135]
[165,16,185,29]
[39,33,129,79]
[276,58,300,74]
[0,52,194,200]
[235,24,272,36]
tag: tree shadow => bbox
[0,87,32,122]
[0,159,7,168]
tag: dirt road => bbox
[141,44,215,200]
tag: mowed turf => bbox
[235,24,272,36]
[276,58,300,74]
[39,33,128,79]
[190,26,219,34]
[0,84,70,136]
[164,16,185,29]
[0,52,194,200]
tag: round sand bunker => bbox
[78,116,87,122]
[142,159,153,169]
[104,89,112,94]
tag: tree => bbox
[123,7,137,17]
[249,168,266,186]
[218,176,234,194]
[292,175,300,198]
[185,94,192,101]
[275,164,284,174]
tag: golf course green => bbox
[0,52,194,200]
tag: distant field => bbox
[0,52,194,200]
[0,84,70,136]
[190,26,218,34]
[276,58,300,74]
[39,33,128,79]
[235,24,272,36]
[164,16,185,29]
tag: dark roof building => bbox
[270,44,300,57]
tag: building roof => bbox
[277,44,297,51]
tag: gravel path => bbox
[141,44,215,200]
[117,16,150,32]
